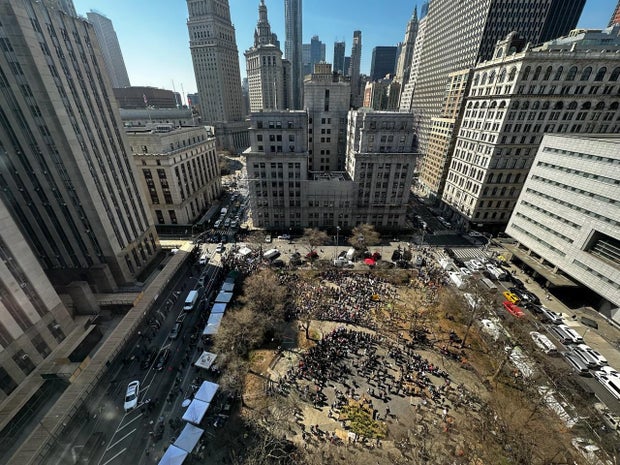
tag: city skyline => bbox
[72,0,614,96]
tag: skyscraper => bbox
[350,30,362,108]
[245,0,288,112]
[333,41,346,75]
[86,11,131,88]
[0,0,159,291]
[187,0,248,151]
[285,0,303,109]
[411,0,586,156]
[395,7,419,86]
[303,35,326,76]
[370,46,398,81]
[610,0,620,26]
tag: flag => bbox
[143,93,148,106]
[188,96,192,106]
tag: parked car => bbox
[503,300,525,318]
[502,290,520,304]
[155,349,171,371]
[141,349,156,369]
[574,344,607,367]
[539,307,564,324]
[169,322,182,340]
[124,380,140,411]
[215,243,224,253]
[264,234,272,243]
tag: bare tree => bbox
[214,307,269,358]
[242,268,287,320]
[300,228,330,253]
[457,281,497,348]
[348,223,380,249]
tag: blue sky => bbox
[72,0,616,96]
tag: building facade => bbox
[395,7,419,89]
[441,28,620,231]
[0,196,76,402]
[113,86,178,109]
[186,0,248,152]
[350,30,363,108]
[0,0,159,291]
[399,14,427,112]
[86,11,130,88]
[304,63,351,171]
[418,69,472,199]
[370,46,398,82]
[245,0,288,112]
[333,41,346,76]
[284,0,303,109]
[411,0,586,157]
[128,125,221,226]
[506,135,620,310]
[245,110,417,231]
[345,110,417,229]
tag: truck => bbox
[183,290,199,312]
[263,249,280,261]
[345,248,355,261]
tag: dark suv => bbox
[155,349,171,371]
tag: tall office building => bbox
[302,35,326,77]
[304,63,351,171]
[611,0,620,26]
[42,0,76,15]
[86,11,131,88]
[507,134,620,310]
[370,46,398,81]
[399,14,428,111]
[395,7,418,87]
[0,0,159,291]
[187,0,248,152]
[350,30,363,108]
[344,56,351,77]
[333,41,346,75]
[285,0,303,109]
[245,0,288,112]
[440,27,620,231]
[411,0,586,156]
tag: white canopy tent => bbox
[215,291,233,303]
[174,423,204,453]
[194,351,217,370]
[182,398,209,424]
[195,381,219,403]
[210,302,227,314]
[220,282,234,292]
[157,445,188,465]
[202,313,223,336]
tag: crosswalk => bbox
[434,247,490,263]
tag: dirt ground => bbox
[201,270,600,465]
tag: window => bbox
[522,66,531,80]
[610,67,620,82]
[543,66,553,80]
[594,67,607,81]
[0,368,17,395]
[580,66,592,81]
[532,66,542,80]
[566,66,578,81]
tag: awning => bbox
[157,444,188,465]
[174,423,204,453]
[215,291,233,303]
[221,282,234,292]
[202,313,223,336]
[210,302,227,314]
[195,381,219,403]
[182,399,209,424]
[194,351,217,370]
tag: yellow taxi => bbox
[503,290,520,304]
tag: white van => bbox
[563,352,591,376]
[199,253,209,265]
[530,331,558,355]
[600,375,620,401]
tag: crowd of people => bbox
[282,271,398,328]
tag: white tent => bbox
[237,246,252,257]
[182,399,209,424]
[210,302,227,314]
[202,313,223,336]
[215,291,233,303]
[195,380,219,403]
[221,282,234,292]
[194,351,217,370]
[157,445,188,465]
[174,423,204,453]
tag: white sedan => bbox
[124,380,140,411]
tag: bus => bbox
[183,290,199,312]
